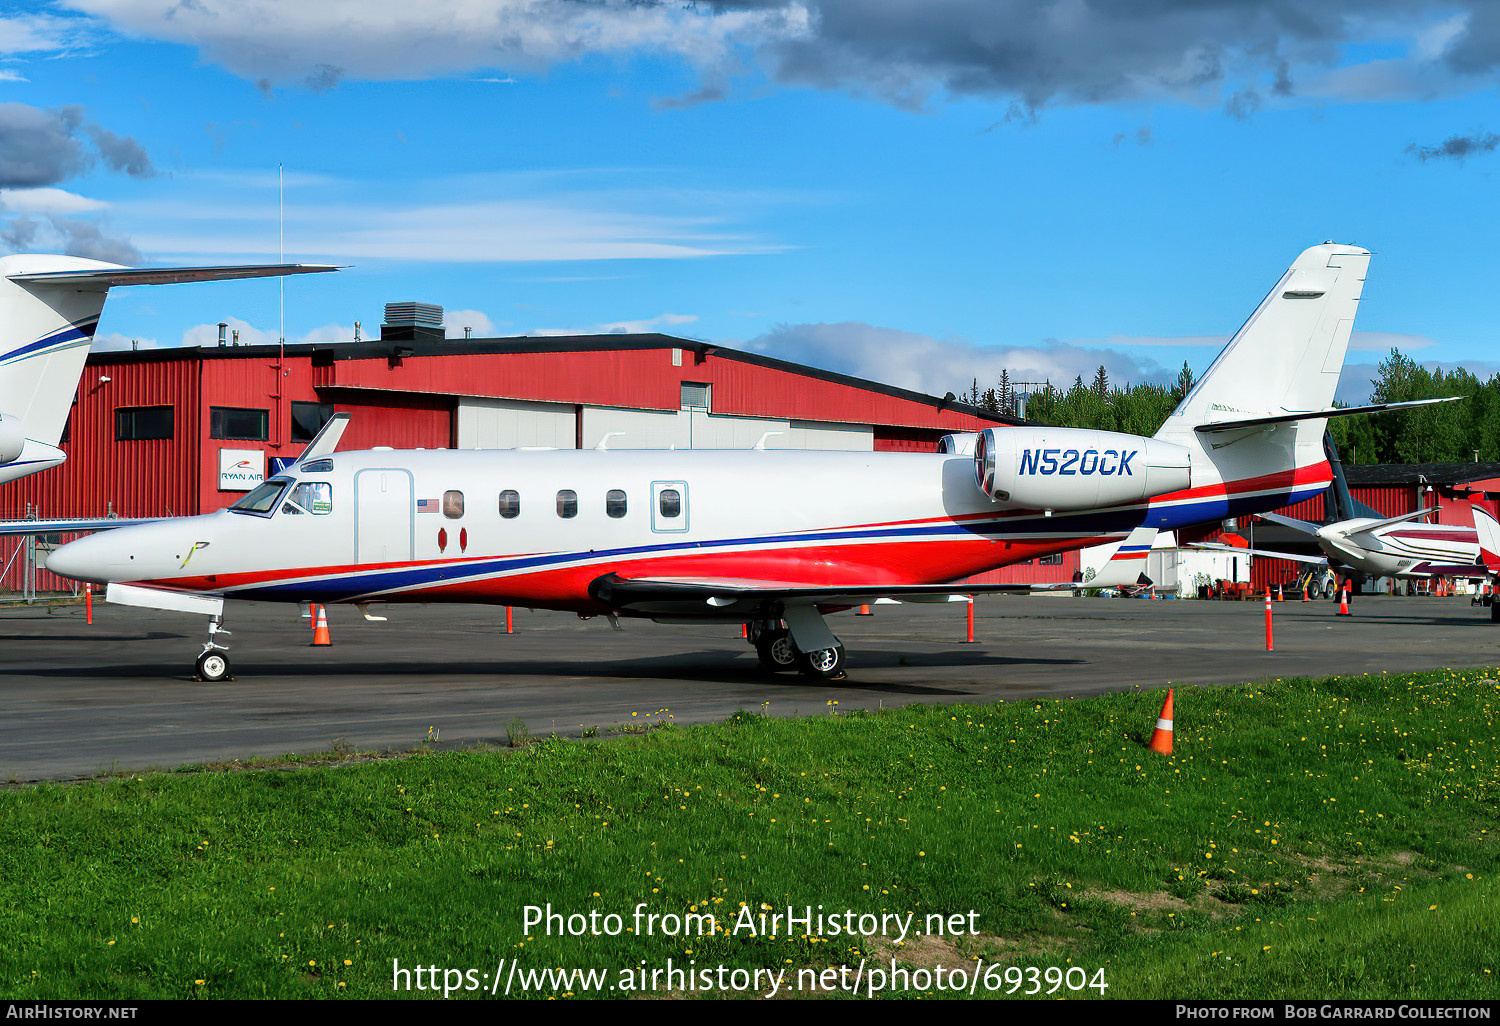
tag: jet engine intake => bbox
[974,426,1191,509]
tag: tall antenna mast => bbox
[279,162,285,346]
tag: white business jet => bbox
[0,255,336,496]
[46,242,1435,681]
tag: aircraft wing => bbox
[1190,542,1329,566]
[7,263,339,292]
[1256,511,1323,535]
[587,572,1063,615]
[0,516,161,536]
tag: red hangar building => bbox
[0,333,1038,592]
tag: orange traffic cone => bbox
[1148,689,1174,755]
[1337,585,1351,617]
[311,604,332,646]
[856,604,872,616]
[1301,582,1310,602]
[1276,584,1284,602]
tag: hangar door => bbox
[457,397,577,449]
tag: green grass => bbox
[0,669,1496,999]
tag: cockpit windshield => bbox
[228,478,291,516]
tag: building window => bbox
[443,490,464,519]
[499,490,520,519]
[557,489,577,519]
[1039,553,1063,565]
[116,405,173,441]
[210,406,269,441]
[290,401,336,442]
[606,489,627,518]
[658,488,682,518]
[680,382,711,411]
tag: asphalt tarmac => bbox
[2,592,1497,782]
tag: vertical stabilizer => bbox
[1151,243,1370,514]
[0,255,117,454]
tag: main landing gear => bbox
[747,613,847,680]
[195,615,234,682]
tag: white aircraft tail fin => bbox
[1089,525,1158,588]
[1150,243,1370,514]
[0,256,336,486]
[1472,505,1500,570]
[1158,243,1369,438]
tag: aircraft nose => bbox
[44,532,121,584]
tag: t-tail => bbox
[0,255,337,486]
[1149,242,1377,523]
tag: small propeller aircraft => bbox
[0,255,336,490]
[41,242,1446,681]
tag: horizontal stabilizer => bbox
[1191,542,1328,566]
[1196,396,1460,434]
[1345,508,1436,538]
[1256,511,1324,536]
[8,263,339,292]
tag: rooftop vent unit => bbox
[380,301,445,342]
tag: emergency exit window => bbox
[658,488,682,518]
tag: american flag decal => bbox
[416,498,439,513]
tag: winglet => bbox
[1088,526,1158,588]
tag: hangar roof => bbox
[1344,462,1500,486]
[87,333,1022,427]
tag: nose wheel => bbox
[195,615,234,682]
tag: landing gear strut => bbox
[195,615,233,682]
[747,614,847,680]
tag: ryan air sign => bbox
[218,449,266,491]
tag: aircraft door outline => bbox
[355,468,416,563]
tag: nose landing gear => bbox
[195,615,234,682]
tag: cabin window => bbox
[210,406,269,441]
[443,490,464,519]
[556,489,578,519]
[282,481,333,515]
[115,405,174,441]
[606,489,627,519]
[499,490,520,519]
[658,488,682,518]
[228,478,289,516]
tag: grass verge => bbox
[0,668,1495,999]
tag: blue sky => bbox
[4,2,1500,404]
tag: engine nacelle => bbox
[974,426,1191,509]
[937,432,978,456]
[0,413,25,465]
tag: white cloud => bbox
[0,187,108,214]
[534,312,699,336]
[444,309,497,338]
[1348,330,1438,351]
[743,321,1172,397]
[112,172,788,263]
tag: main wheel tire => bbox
[1322,578,1336,600]
[756,630,799,673]
[196,650,232,682]
[797,644,846,680]
[1490,601,1500,623]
